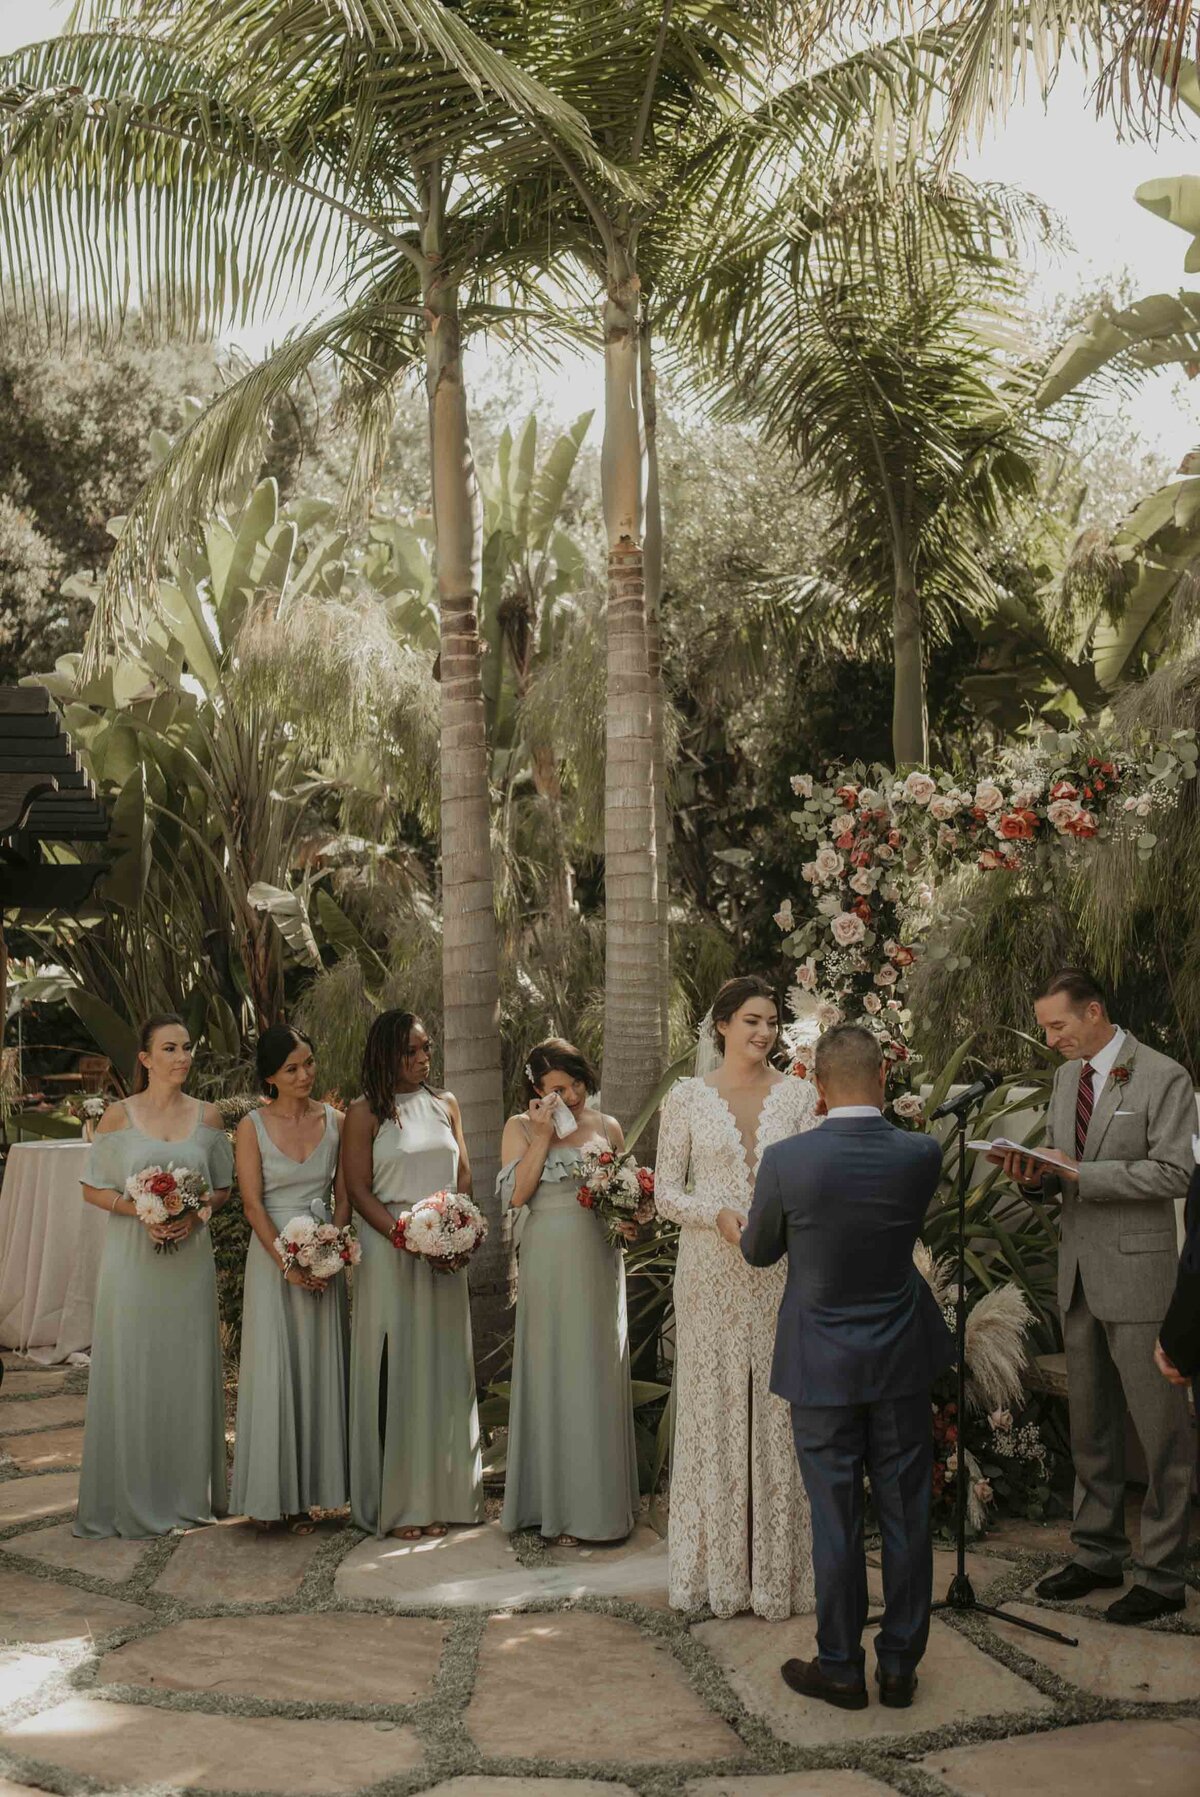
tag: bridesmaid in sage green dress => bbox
[230,1025,349,1529]
[499,1037,639,1545]
[343,1009,483,1538]
[75,1014,234,1539]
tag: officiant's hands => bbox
[716,1206,747,1245]
[993,1146,1079,1186]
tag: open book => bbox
[967,1136,1061,1168]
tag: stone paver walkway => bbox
[0,1353,1197,1796]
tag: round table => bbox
[0,1140,105,1364]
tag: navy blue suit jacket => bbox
[741,1112,954,1408]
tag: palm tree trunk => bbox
[600,246,662,1126]
[640,320,670,1074]
[423,209,509,1348]
[892,552,927,767]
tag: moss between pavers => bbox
[1,1406,1198,1797]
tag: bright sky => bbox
[2,1,1199,453]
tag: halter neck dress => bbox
[74,1100,233,1538]
[498,1127,638,1540]
[348,1087,483,1534]
[230,1105,349,1520]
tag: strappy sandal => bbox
[545,1533,580,1547]
[422,1522,448,1537]
[390,1525,423,1540]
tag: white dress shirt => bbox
[1082,1025,1127,1103]
[825,1105,883,1119]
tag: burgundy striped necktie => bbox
[1075,1062,1096,1159]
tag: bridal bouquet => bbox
[572,1147,655,1246]
[391,1190,488,1273]
[274,1215,362,1282]
[127,1164,212,1254]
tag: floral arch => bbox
[774,727,1198,1116]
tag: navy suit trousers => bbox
[790,1392,934,1684]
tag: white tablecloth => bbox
[0,1140,105,1364]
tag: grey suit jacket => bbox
[1044,1032,1194,1322]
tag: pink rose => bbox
[815,1000,842,1030]
[903,772,937,806]
[973,780,1004,814]
[773,900,795,932]
[1049,780,1078,801]
[875,963,899,986]
[973,1478,994,1506]
[863,992,882,1015]
[1047,797,1082,831]
[813,846,844,881]
[829,911,867,947]
[795,957,818,990]
[928,793,958,821]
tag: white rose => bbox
[801,860,818,883]
[886,998,902,1012]
[973,779,1004,814]
[813,846,844,881]
[858,787,882,810]
[815,1001,842,1029]
[893,1092,924,1120]
[914,881,934,908]
[903,772,937,806]
[988,1409,1013,1433]
[879,882,900,902]
[830,911,867,947]
[829,813,854,837]
[1135,795,1153,818]
[883,938,901,958]
[927,793,957,821]
[1047,797,1081,831]
[863,992,882,1015]
[875,963,900,986]
[874,842,895,862]
[849,867,879,895]
[817,893,843,917]
[773,899,795,932]
[937,825,959,850]
[1011,784,1042,809]
[791,774,814,797]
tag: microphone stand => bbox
[928,1097,1077,1646]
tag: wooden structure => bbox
[0,685,110,1026]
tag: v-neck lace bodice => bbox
[696,1077,793,1187]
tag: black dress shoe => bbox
[1035,1563,1124,1602]
[1106,1584,1187,1626]
[875,1667,917,1708]
[781,1657,868,1710]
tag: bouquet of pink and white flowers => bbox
[392,1190,488,1273]
[274,1215,362,1283]
[572,1147,655,1247]
[127,1164,212,1253]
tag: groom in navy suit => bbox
[742,1023,952,1711]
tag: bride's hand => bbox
[716,1207,747,1245]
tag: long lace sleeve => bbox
[655,1081,724,1231]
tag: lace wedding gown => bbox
[657,1074,819,1619]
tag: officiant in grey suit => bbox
[742,1024,953,1712]
[999,968,1194,1625]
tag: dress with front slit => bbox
[348,1088,482,1535]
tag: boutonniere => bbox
[1110,1063,1133,1087]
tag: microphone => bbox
[929,1070,1003,1121]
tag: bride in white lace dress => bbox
[657,976,819,1619]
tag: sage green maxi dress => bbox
[348,1088,483,1535]
[498,1138,639,1540]
[73,1104,234,1538]
[229,1105,349,1520]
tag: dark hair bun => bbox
[524,1037,600,1099]
[256,1024,314,1094]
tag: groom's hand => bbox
[716,1207,747,1245]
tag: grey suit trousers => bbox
[1064,1272,1193,1597]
